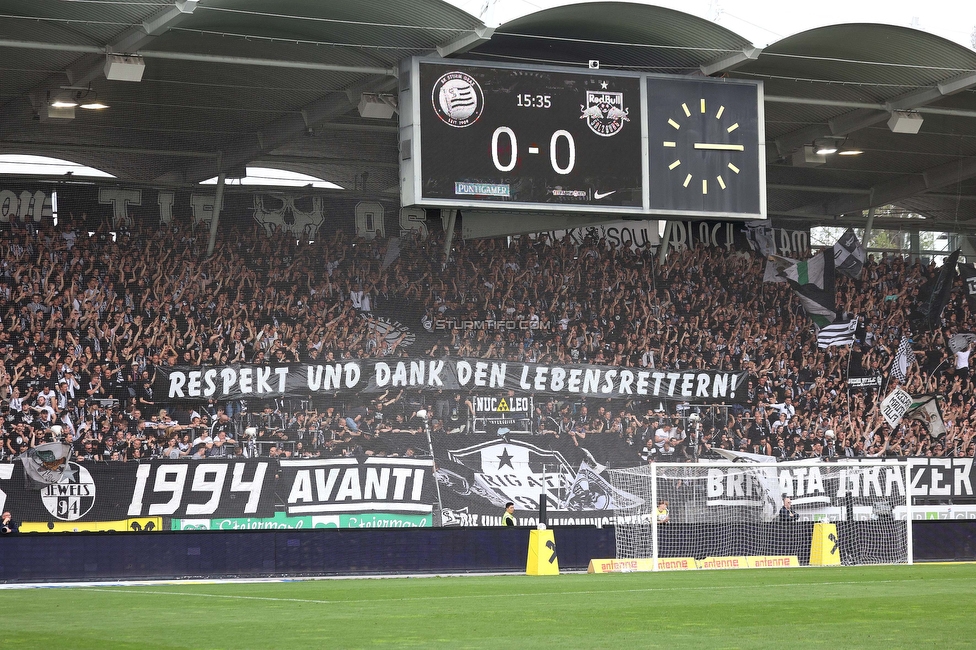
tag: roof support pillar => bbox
[206,169,225,258]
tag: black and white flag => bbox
[949,333,976,354]
[744,221,776,257]
[832,229,866,279]
[891,336,915,382]
[784,250,837,328]
[817,318,858,349]
[880,388,913,428]
[958,262,976,312]
[763,254,796,284]
[905,394,947,438]
[912,249,959,331]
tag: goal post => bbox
[608,461,912,568]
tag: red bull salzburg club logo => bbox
[431,71,484,128]
[580,86,629,137]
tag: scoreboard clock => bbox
[645,77,764,216]
[399,57,765,219]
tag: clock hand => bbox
[694,143,744,151]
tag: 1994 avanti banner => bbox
[2,453,976,533]
[159,359,749,404]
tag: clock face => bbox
[646,79,763,215]
[664,98,744,195]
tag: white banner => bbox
[881,388,913,428]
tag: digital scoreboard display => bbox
[411,61,644,211]
[399,58,765,219]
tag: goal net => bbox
[608,461,911,567]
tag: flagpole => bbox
[845,338,854,432]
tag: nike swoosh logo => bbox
[593,190,616,199]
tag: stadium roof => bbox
[1,1,976,234]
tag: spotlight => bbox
[814,139,838,155]
[791,145,825,167]
[837,137,863,156]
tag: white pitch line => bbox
[69,577,960,606]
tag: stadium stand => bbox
[0,211,970,468]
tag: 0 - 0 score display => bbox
[401,57,766,219]
[414,61,645,211]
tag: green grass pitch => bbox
[1,564,974,648]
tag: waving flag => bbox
[784,250,836,328]
[832,229,866,279]
[905,394,947,438]
[891,336,915,382]
[817,318,858,349]
[949,333,976,355]
[912,250,959,331]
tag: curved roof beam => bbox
[437,25,496,57]
[770,69,976,162]
[0,1,197,131]
[790,152,976,218]
[700,46,763,76]
[158,18,488,185]
[155,74,398,185]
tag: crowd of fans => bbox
[0,209,972,467]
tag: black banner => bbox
[665,220,809,257]
[1,455,976,530]
[159,359,749,404]
[0,183,418,242]
[433,431,642,527]
[0,459,276,525]
[848,376,883,390]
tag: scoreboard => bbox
[398,57,765,220]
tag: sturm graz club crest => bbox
[580,86,629,137]
[431,71,485,128]
[39,461,96,521]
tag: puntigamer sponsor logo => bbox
[455,182,510,197]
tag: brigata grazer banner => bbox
[159,359,749,404]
